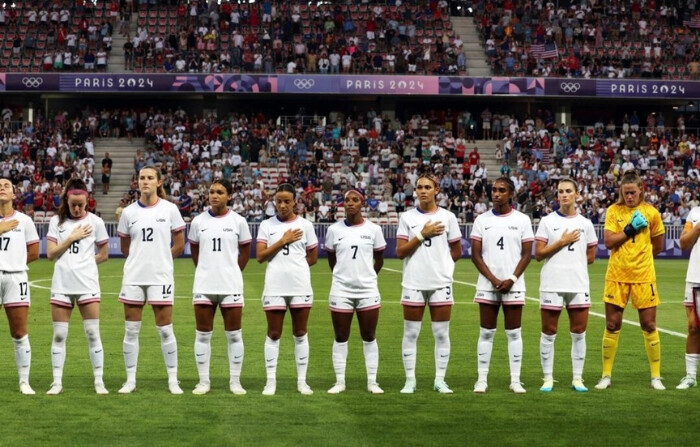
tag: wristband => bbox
[509,274,518,283]
[416,232,425,242]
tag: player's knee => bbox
[292,329,307,338]
[641,322,657,333]
[359,330,375,342]
[267,330,282,340]
[84,327,98,343]
[605,322,622,332]
[688,320,700,336]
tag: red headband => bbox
[344,189,365,200]
[67,189,89,197]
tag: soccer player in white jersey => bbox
[325,189,386,395]
[257,183,318,395]
[46,178,110,395]
[397,174,462,394]
[471,177,533,394]
[117,166,186,394]
[0,177,39,395]
[188,179,252,395]
[677,204,700,389]
[534,178,597,393]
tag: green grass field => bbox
[0,258,693,446]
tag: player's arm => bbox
[604,229,629,250]
[586,244,596,264]
[306,245,318,266]
[95,242,109,265]
[190,241,199,266]
[651,233,664,257]
[680,221,700,250]
[534,229,580,261]
[26,241,39,264]
[238,241,251,271]
[120,235,131,257]
[501,240,533,293]
[470,238,501,288]
[373,248,384,273]
[327,250,337,271]
[47,224,93,261]
[605,210,648,250]
[449,239,461,262]
[0,219,18,234]
[171,229,185,258]
[256,228,303,263]
[396,219,443,258]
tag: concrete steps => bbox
[451,17,492,77]
[92,137,142,221]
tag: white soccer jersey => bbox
[397,207,462,290]
[535,211,597,293]
[470,209,534,292]
[47,213,109,294]
[686,207,700,283]
[117,199,186,285]
[258,215,318,296]
[325,219,386,297]
[188,209,252,295]
[0,211,39,272]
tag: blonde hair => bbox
[616,170,644,205]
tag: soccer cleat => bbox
[473,380,488,394]
[262,381,276,396]
[297,382,313,395]
[539,379,554,392]
[433,380,454,394]
[169,381,184,395]
[594,376,611,390]
[192,382,210,395]
[19,382,35,395]
[676,376,697,390]
[571,379,588,392]
[327,382,346,394]
[230,381,247,395]
[509,382,527,394]
[400,379,416,394]
[651,377,665,391]
[94,382,109,395]
[367,382,384,395]
[46,383,63,395]
[118,381,136,394]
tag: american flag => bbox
[683,16,700,28]
[530,42,558,59]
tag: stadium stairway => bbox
[470,139,506,179]
[451,17,492,77]
[92,138,141,221]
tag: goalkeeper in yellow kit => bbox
[595,171,666,391]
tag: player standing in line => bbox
[46,179,110,395]
[117,166,186,394]
[595,170,665,391]
[188,179,252,395]
[256,183,318,396]
[0,178,39,395]
[471,177,533,394]
[534,178,597,393]
[325,189,386,395]
[397,174,462,394]
[675,204,700,389]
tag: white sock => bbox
[402,320,422,380]
[226,330,244,383]
[506,328,523,383]
[294,334,309,383]
[477,327,496,382]
[51,322,69,384]
[432,321,450,381]
[264,336,279,381]
[686,353,699,378]
[83,319,104,383]
[363,339,379,384]
[194,330,212,385]
[157,323,178,382]
[540,332,556,380]
[123,321,141,383]
[332,341,348,384]
[13,334,31,384]
[571,331,586,380]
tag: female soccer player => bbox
[257,183,318,395]
[595,170,665,391]
[0,178,39,395]
[397,174,462,394]
[471,176,533,394]
[534,178,597,393]
[188,179,252,395]
[46,178,109,395]
[325,189,386,395]
[678,204,700,390]
[117,166,186,394]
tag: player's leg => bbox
[263,307,285,395]
[192,303,215,395]
[48,303,72,395]
[568,306,589,392]
[290,306,312,395]
[540,307,561,392]
[222,305,245,395]
[328,308,353,394]
[475,301,500,393]
[597,281,627,390]
[78,301,107,394]
[119,286,145,393]
[153,303,182,394]
[357,305,382,394]
[6,305,33,395]
[401,300,426,394]
[679,306,700,389]
[429,303,453,394]
[638,305,663,390]
[504,304,525,393]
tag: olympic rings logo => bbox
[559,82,581,93]
[21,77,44,88]
[293,78,315,89]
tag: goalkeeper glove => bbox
[624,210,648,238]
